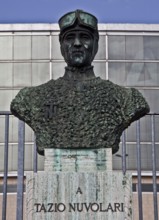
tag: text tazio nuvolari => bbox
[34,202,124,213]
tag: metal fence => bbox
[0,111,38,220]
[0,111,158,220]
[121,113,159,220]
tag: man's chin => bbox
[70,59,85,67]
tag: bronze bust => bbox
[10,10,150,155]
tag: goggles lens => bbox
[79,12,97,29]
[59,10,98,32]
[59,12,76,30]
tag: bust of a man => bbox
[11,10,150,155]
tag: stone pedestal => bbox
[44,148,112,172]
[26,148,133,220]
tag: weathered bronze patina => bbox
[11,10,150,155]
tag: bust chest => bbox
[31,81,124,132]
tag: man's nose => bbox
[74,37,81,47]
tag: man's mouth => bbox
[72,50,83,55]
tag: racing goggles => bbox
[58,10,98,34]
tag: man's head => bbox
[58,10,99,67]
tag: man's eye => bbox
[81,35,90,40]
[65,35,74,41]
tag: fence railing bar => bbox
[2,115,9,220]
[16,120,25,220]
[147,112,159,115]
[151,114,158,220]
[0,111,12,115]
[33,135,37,173]
[136,120,143,220]
[122,131,126,175]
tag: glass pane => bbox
[108,36,125,60]
[52,62,106,80]
[145,144,159,170]
[32,63,50,86]
[10,144,18,171]
[52,35,63,59]
[32,36,50,59]
[0,90,12,111]
[126,62,145,86]
[144,63,159,86]
[0,116,5,143]
[126,36,144,60]
[10,143,33,171]
[144,36,159,60]
[125,62,159,87]
[109,62,159,87]
[7,144,33,171]
[125,121,136,142]
[0,36,12,60]
[154,115,159,142]
[13,63,32,87]
[0,144,14,171]
[25,144,34,171]
[0,145,4,171]
[139,89,159,113]
[0,63,12,87]
[13,89,20,99]
[126,144,137,170]
[93,62,106,79]
[52,62,66,79]
[126,115,152,143]
[108,62,126,86]
[114,143,159,171]
[140,116,152,142]
[14,36,31,60]
[0,145,13,172]
[95,35,106,60]
[112,144,122,170]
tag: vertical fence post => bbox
[33,135,37,173]
[136,120,143,220]
[16,120,25,220]
[151,114,158,220]
[122,131,126,175]
[2,115,9,220]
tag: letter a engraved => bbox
[76,187,83,194]
[39,204,47,212]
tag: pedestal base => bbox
[26,171,132,220]
[26,148,133,220]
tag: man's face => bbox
[61,30,95,67]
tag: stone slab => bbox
[26,171,133,220]
[44,148,112,172]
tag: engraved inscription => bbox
[34,202,124,213]
[44,103,58,119]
